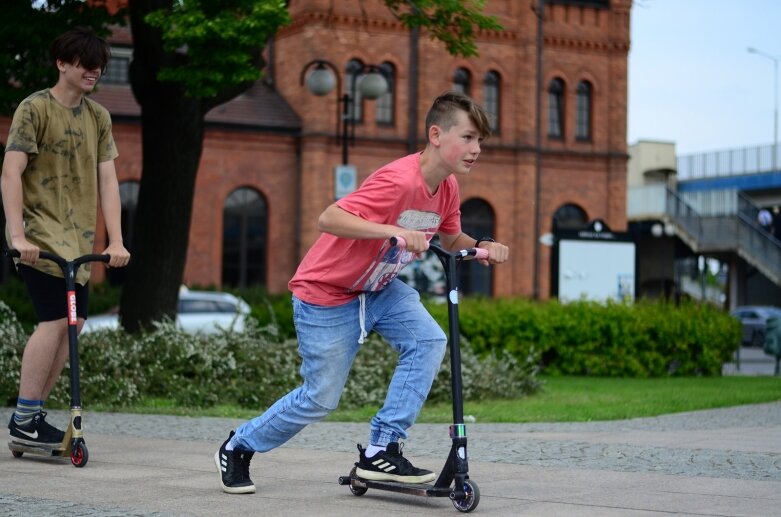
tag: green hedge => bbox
[0,276,742,384]
[426,297,741,377]
[0,301,540,410]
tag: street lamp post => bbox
[748,46,780,169]
[300,59,389,166]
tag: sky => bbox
[628,0,781,156]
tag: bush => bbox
[427,297,741,377]
[0,302,26,406]
[227,286,295,339]
[0,309,539,411]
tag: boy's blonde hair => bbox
[425,91,491,140]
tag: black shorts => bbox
[18,265,89,323]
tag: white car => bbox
[82,287,251,334]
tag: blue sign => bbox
[335,164,357,199]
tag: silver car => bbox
[730,306,781,347]
[82,287,251,334]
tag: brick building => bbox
[1,0,632,299]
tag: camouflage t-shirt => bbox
[4,89,118,284]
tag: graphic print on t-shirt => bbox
[351,209,442,292]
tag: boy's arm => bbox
[0,151,40,263]
[97,160,131,268]
[439,231,509,266]
[318,203,429,253]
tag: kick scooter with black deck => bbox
[338,236,489,513]
[5,249,110,467]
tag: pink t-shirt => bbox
[289,153,462,306]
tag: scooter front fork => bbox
[67,406,84,450]
[434,425,470,497]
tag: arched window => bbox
[346,59,365,123]
[552,203,588,232]
[576,81,592,141]
[222,188,268,288]
[460,198,495,296]
[484,71,500,133]
[548,78,565,139]
[375,61,395,125]
[453,67,471,95]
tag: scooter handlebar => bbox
[3,248,111,267]
[389,236,489,260]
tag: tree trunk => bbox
[119,89,203,332]
[120,0,204,332]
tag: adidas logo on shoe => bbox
[214,431,256,494]
[355,442,436,484]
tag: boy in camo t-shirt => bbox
[1,27,130,446]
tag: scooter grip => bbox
[389,236,407,248]
[474,248,490,260]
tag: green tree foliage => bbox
[143,0,290,98]
[384,0,502,57]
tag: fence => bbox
[677,143,780,180]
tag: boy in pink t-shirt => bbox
[215,92,509,494]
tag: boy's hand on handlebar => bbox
[102,242,131,268]
[477,241,509,266]
[394,230,429,253]
[9,237,39,264]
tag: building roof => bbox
[89,80,302,132]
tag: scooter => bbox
[4,249,110,467]
[338,236,489,513]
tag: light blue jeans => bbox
[232,279,447,452]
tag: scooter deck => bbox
[8,439,69,458]
[338,474,452,498]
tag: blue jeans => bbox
[232,279,447,452]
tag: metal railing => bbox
[677,143,781,180]
[629,184,781,284]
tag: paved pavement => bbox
[0,347,778,516]
[1,397,780,517]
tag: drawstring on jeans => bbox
[358,293,367,344]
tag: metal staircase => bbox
[664,189,781,286]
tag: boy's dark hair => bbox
[425,91,492,140]
[51,26,110,74]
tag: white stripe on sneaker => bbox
[371,459,397,472]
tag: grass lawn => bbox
[96,375,781,423]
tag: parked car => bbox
[82,287,251,334]
[730,306,781,347]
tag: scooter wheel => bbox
[452,479,480,513]
[71,442,89,468]
[348,466,368,496]
[11,450,23,458]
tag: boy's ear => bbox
[428,124,441,146]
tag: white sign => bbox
[335,164,357,199]
[558,239,636,302]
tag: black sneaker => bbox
[8,411,65,446]
[355,442,436,483]
[214,431,255,494]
